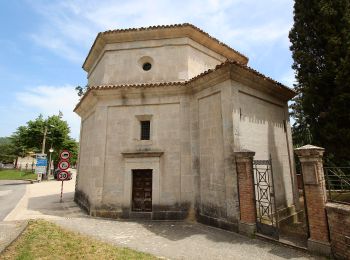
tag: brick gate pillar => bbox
[295,145,331,256]
[235,150,256,236]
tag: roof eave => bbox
[74,61,296,114]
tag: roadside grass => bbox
[0,169,36,180]
[1,220,158,260]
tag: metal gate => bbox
[253,157,279,239]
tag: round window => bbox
[142,62,152,71]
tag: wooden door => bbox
[132,170,152,212]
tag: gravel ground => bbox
[51,217,321,260]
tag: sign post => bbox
[57,150,71,202]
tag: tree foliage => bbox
[289,0,350,165]
[10,114,78,165]
[75,85,88,97]
[0,137,17,163]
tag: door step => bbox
[129,212,152,220]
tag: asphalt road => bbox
[0,180,27,221]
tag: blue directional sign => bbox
[36,158,47,166]
[36,154,47,175]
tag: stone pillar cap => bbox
[295,144,325,157]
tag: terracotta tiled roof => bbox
[100,23,247,60]
[74,60,296,112]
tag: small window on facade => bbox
[142,62,152,71]
[140,121,151,140]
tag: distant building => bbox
[74,24,298,231]
[15,155,35,170]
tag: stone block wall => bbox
[234,84,296,209]
[326,202,350,259]
[88,38,225,86]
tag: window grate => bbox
[140,121,150,140]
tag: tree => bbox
[11,114,79,165]
[0,137,17,163]
[75,85,88,97]
[289,0,350,165]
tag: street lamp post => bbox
[39,124,55,181]
[48,147,54,179]
[41,126,48,154]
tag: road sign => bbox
[58,150,71,202]
[57,170,69,181]
[58,160,70,171]
[35,154,47,176]
[60,150,71,160]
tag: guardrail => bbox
[324,167,350,205]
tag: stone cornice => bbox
[74,61,297,115]
[121,150,164,158]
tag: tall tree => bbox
[0,137,17,163]
[289,0,350,165]
[11,114,79,165]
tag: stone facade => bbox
[75,24,298,231]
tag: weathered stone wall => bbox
[88,38,225,86]
[198,92,226,218]
[233,82,296,209]
[326,202,350,259]
[75,82,296,229]
[104,102,181,208]
[75,90,196,220]
[187,41,225,79]
[193,80,239,231]
[75,111,96,209]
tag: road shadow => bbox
[0,180,29,186]
[27,192,87,219]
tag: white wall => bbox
[233,82,295,208]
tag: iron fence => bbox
[324,167,350,205]
[253,157,279,239]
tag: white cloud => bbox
[26,0,294,66]
[279,69,296,88]
[15,85,80,140]
[30,33,83,63]
[5,0,295,140]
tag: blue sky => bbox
[0,0,295,140]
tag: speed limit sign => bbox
[58,160,70,171]
[60,150,71,160]
[57,171,69,181]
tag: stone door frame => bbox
[122,155,161,213]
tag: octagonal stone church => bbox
[74,23,298,231]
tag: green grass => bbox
[1,220,158,260]
[0,169,37,180]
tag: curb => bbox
[26,179,39,184]
[0,220,29,254]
